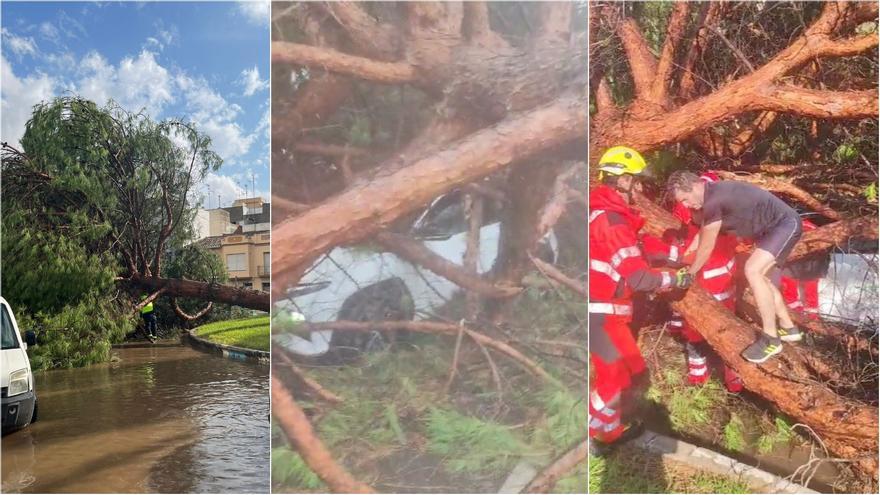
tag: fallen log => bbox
[121,275,269,312]
[667,285,878,477]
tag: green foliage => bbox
[833,143,859,164]
[555,461,588,493]
[318,398,399,448]
[1,211,117,315]
[864,182,877,203]
[533,388,588,452]
[723,413,746,452]
[271,447,324,490]
[193,316,270,351]
[755,415,794,454]
[426,408,528,474]
[20,295,134,371]
[637,1,675,53]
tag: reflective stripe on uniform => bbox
[669,245,679,261]
[589,302,632,316]
[689,366,708,376]
[668,320,683,327]
[688,356,707,365]
[788,300,803,309]
[611,246,641,268]
[589,210,605,223]
[713,289,735,301]
[604,418,621,432]
[804,307,819,313]
[591,259,621,282]
[703,259,735,279]
[661,271,672,287]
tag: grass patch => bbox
[723,413,746,452]
[272,446,324,491]
[193,316,269,351]
[756,415,795,454]
[590,446,751,494]
[426,407,530,474]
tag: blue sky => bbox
[1,1,270,207]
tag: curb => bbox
[631,429,818,494]
[112,341,182,349]
[183,330,269,365]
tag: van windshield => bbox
[1,305,19,350]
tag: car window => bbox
[414,191,503,237]
[1,305,19,350]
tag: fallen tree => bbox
[591,0,879,482]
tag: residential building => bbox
[196,197,270,292]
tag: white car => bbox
[1,297,37,433]
[274,190,558,357]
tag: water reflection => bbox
[1,345,269,493]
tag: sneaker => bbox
[777,326,802,342]
[742,335,782,363]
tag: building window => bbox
[243,281,253,289]
[226,253,247,272]
[263,252,270,271]
[262,282,270,292]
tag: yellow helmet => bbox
[597,146,647,177]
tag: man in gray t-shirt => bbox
[667,172,803,364]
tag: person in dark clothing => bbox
[667,172,803,364]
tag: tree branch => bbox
[301,320,560,385]
[172,299,213,321]
[651,2,690,102]
[374,232,521,298]
[618,18,659,100]
[529,255,587,299]
[787,216,878,263]
[463,2,507,48]
[317,1,401,60]
[757,85,878,120]
[272,376,374,493]
[272,42,418,85]
[680,2,723,99]
[523,438,588,493]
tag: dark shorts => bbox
[756,216,802,267]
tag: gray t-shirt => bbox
[702,181,798,239]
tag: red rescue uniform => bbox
[589,185,675,443]
[781,219,822,320]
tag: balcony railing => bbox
[257,265,269,276]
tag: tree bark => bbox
[272,95,586,300]
[523,438,588,493]
[122,275,269,312]
[273,42,419,85]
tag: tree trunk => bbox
[122,275,269,312]
[271,95,586,300]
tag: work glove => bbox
[675,268,694,289]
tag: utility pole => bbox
[251,171,256,200]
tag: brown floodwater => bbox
[1,344,269,493]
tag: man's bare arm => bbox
[688,221,722,275]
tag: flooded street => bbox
[1,344,269,493]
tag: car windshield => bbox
[414,191,502,237]
[1,305,19,350]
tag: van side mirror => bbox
[25,330,37,347]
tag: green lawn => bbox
[193,316,269,351]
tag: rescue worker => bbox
[781,218,828,320]
[644,171,743,392]
[590,146,691,453]
[140,294,158,342]
[667,171,803,364]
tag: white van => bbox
[1,297,37,433]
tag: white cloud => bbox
[239,66,268,96]
[176,74,255,161]
[38,22,60,43]
[0,55,55,146]
[198,172,249,208]
[236,1,269,26]
[2,28,37,58]
[76,50,174,117]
